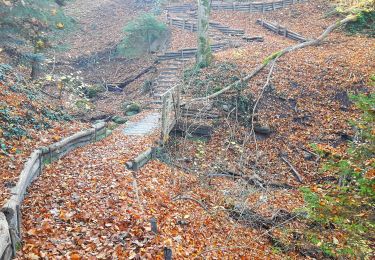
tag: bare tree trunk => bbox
[197,0,212,67]
[30,58,40,80]
[30,46,41,80]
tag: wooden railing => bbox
[160,85,181,144]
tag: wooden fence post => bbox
[161,94,168,144]
[176,84,181,120]
[49,147,52,164]
[93,127,97,142]
[38,153,42,177]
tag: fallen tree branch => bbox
[230,205,295,229]
[172,195,208,211]
[207,172,293,189]
[190,14,358,101]
[116,65,156,89]
[131,172,145,214]
[280,155,303,183]
[300,147,320,161]
[40,89,60,99]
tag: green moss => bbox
[262,51,282,65]
[84,84,105,98]
[345,11,375,36]
[112,115,127,124]
[116,13,168,58]
[142,80,153,93]
[198,36,212,68]
[212,86,222,93]
[122,102,141,116]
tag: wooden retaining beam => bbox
[157,44,226,61]
[209,22,245,36]
[165,0,307,14]
[256,19,307,42]
[0,122,109,260]
[211,0,307,13]
[168,17,197,32]
[242,36,264,42]
[126,148,154,171]
[0,213,12,259]
[165,4,195,13]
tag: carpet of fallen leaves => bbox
[18,111,301,259]
[6,0,375,258]
[177,0,374,184]
[56,0,152,60]
[0,65,88,208]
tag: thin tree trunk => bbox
[197,0,212,67]
[30,57,40,80]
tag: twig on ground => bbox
[280,155,303,183]
[172,195,208,211]
[131,172,145,214]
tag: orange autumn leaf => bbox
[70,253,81,260]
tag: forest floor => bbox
[0,0,373,258]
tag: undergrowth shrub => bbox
[299,92,374,258]
[345,10,375,36]
[331,0,375,36]
[0,0,76,78]
[184,62,254,124]
[183,62,242,97]
[116,14,167,58]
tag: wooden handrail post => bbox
[176,84,181,119]
[161,93,169,144]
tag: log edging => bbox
[256,19,307,42]
[211,0,307,13]
[0,122,109,259]
[164,0,308,14]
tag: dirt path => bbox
[18,112,160,258]
[17,111,283,258]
